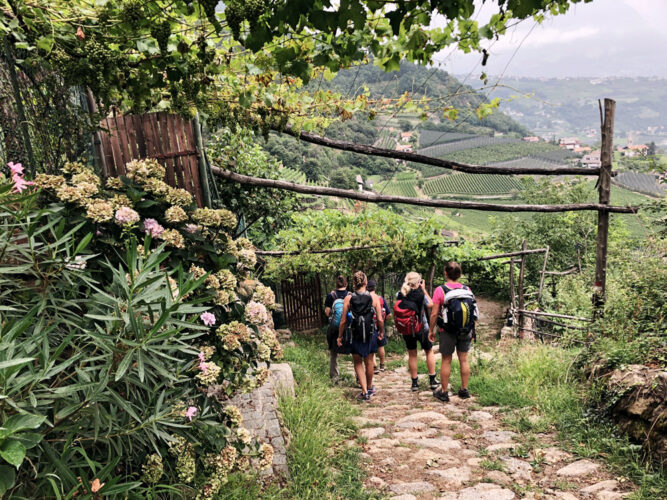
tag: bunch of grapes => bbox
[121,0,144,28]
[151,20,171,54]
[199,0,219,21]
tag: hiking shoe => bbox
[380,364,386,372]
[433,388,449,402]
[374,365,380,375]
[429,376,440,390]
[411,378,420,392]
[357,391,370,402]
[367,386,377,397]
[458,388,471,399]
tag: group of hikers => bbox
[325,262,479,402]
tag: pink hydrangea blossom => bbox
[185,406,198,421]
[184,224,200,234]
[200,312,216,326]
[142,218,165,238]
[114,206,140,226]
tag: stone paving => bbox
[346,298,635,500]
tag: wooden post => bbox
[509,259,516,311]
[537,246,550,303]
[518,240,527,337]
[192,112,212,207]
[593,98,616,319]
[3,36,36,173]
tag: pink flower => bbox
[184,224,200,234]
[8,162,23,175]
[114,206,140,226]
[198,352,207,374]
[11,174,34,193]
[142,218,165,238]
[200,312,216,326]
[185,406,197,421]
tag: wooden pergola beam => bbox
[211,167,638,214]
[278,126,606,177]
[478,248,549,261]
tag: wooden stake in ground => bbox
[537,246,550,303]
[593,98,616,318]
[518,240,527,338]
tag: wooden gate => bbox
[94,112,204,206]
[281,274,323,331]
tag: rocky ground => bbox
[341,298,635,500]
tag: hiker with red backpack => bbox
[324,275,351,383]
[429,261,479,402]
[337,271,385,401]
[367,279,390,374]
[394,272,439,392]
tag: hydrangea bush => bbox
[1,160,282,498]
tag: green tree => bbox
[329,168,357,190]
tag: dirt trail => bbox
[343,297,633,500]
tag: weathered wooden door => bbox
[281,274,323,331]
[95,112,204,206]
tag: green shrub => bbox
[1,159,283,497]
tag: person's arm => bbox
[428,287,442,342]
[324,306,331,317]
[324,292,333,317]
[374,298,385,339]
[421,281,433,313]
[337,297,350,346]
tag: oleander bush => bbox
[0,159,282,498]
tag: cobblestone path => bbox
[345,298,634,500]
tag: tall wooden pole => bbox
[593,98,616,319]
[192,112,213,207]
[518,240,527,338]
[537,246,550,303]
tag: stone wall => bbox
[228,363,295,480]
[604,365,667,467]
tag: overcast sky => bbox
[436,0,667,78]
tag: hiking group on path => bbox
[325,262,478,402]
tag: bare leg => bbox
[440,354,453,393]
[458,351,470,389]
[378,346,386,366]
[407,349,418,378]
[425,348,436,376]
[353,354,367,394]
[365,353,375,389]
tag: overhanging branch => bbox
[277,126,607,177]
[211,167,638,214]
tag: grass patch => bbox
[221,332,376,499]
[470,343,666,499]
[480,458,505,471]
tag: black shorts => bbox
[402,329,433,351]
[439,330,472,356]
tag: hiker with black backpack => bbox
[429,261,479,403]
[337,271,385,401]
[367,279,390,374]
[324,275,351,383]
[394,272,439,392]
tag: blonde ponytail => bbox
[401,272,421,297]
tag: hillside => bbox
[470,76,667,147]
[262,63,528,185]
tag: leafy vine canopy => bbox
[2,0,590,131]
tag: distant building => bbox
[523,136,540,143]
[581,150,601,168]
[400,131,413,142]
[559,137,582,150]
[573,146,592,153]
[396,144,413,153]
[618,144,648,158]
[355,174,364,192]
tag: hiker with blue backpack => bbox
[325,275,351,383]
[337,271,385,401]
[393,272,440,392]
[429,261,479,403]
